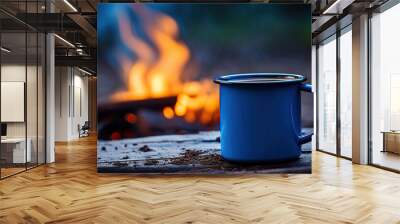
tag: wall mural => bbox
[97,3,312,174]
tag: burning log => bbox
[108,6,220,126]
[99,96,177,117]
[98,9,221,140]
[98,96,178,140]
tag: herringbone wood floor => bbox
[1,136,400,224]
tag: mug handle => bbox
[298,83,313,145]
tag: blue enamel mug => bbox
[214,73,313,162]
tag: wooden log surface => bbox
[98,96,177,116]
[97,131,311,174]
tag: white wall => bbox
[1,65,26,139]
[55,67,69,141]
[72,73,89,138]
[1,63,46,164]
[55,67,89,141]
[1,65,39,138]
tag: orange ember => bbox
[162,107,174,119]
[112,6,219,125]
[111,132,121,140]
[125,113,137,124]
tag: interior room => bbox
[0,5,46,178]
[0,0,400,223]
[54,66,94,141]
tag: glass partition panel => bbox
[0,0,46,179]
[339,28,352,158]
[1,30,27,177]
[317,36,337,154]
[26,0,43,169]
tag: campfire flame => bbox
[112,6,219,125]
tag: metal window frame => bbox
[316,33,338,156]
[367,0,400,173]
[315,24,353,161]
[316,0,400,173]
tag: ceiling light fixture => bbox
[54,34,75,48]
[63,0,78,12]
[76,48,86,56]
[78,67,93,76]
[1,47,11,53]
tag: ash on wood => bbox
[97,131,311,174]
[144,159,159,166]
[170,150,223,167]
[170,149,205,165]
[138,145,152,152]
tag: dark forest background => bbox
[98,4,313,127]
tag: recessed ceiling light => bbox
[63,0,78,12]
[78,67,93,76]
[322,0,354,15]
[1,47,11,53]
[54,34,75,48]
[323,0,342,14]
